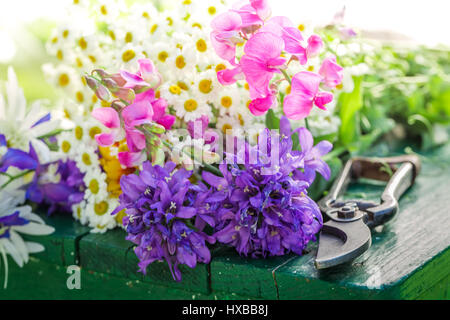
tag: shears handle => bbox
[318,155,421,228]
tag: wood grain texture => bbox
[22,210,91,266]
[273,142,450,299]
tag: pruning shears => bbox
[315,155,421,269]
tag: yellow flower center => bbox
[89,179,99,194]
[89,126,101,139]
[100,5,107,15]
[175,55,186,69]
[238,113,244,126]
[62,30,69,38]
[94,201,109,216]
[58,73,70,87]
[286,85,291,94]
[114,209,127,224]
[122,49,136,62]
[88,55,96,63]
[298,24,305,31]
[208,6,216,15]
[76,91,84,103]
[51,37,58,44]
[336,83,344,90]
[222,123,232,134]
[61,141,71,153]
[215,63,226,73]
[75,126,83,140]
[166,17,173,26]
[169,85,181,95]
[158,51,168,62]
[142,12,150,19]
[78,37,87,50]
[177,81,189,90]
[76,58,83,68]
[192,22,202,29]
[155,90,161,99]
[56,50,63,61]
[184,99,198,112]
[307,65,314,72]
[108,30,116,41]
[76,207,81,218]
[82,153,92,165]
[125,32,133,43]
[244,83,250,90]
[199,79,212,94]
[221,96,232,108]
[150,24,158,34]
[196,39,207,52]
[271,230,278,237]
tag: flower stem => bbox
[0,170,33,190]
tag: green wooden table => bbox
[1,142,449,300]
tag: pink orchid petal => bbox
[306,35,323,58]
[240,55,274,98]
[122,100,154,128]
[157,114,176,130]
[250,0,271,20]
[314,91,333,110]
[217,66,244,85]
[91,107,120,129]
[95,132,116,147]
[248,94,275,116]
[211,11,242,31]
[283,92,314,120]
[134,89,155,104]
[319,55,343,88]
[118,151,145,168]
[211,31,237,64]
[243,32,284,58]
[120,70,148,88]
[126,129,147,152]
[291,71,322,98]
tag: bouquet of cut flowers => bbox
[1,0,345,283]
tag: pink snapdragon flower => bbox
[283,71,333,120]
[319,55,344,88]
[91,107,123,147]
[248,93,276,116]
[240,32,286,98]
[120,59,162,90]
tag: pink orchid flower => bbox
[210,11,243,64]
[248,93,276,116]
[283,71,333,120]
[120,58,162,90]
[91,107,124,147]
[217,66,244,85]
[240,32,286,98]
[261,17,323,64]
[319,55,344,88]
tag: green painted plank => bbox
[0,257,258,300]
[274,142,450,299]
[126,246,211,295]
[209,247,295,299]
[78,228,133,279]
[22,209,91,266]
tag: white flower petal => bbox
[13,223,55,236]
[9,230,29,264]
[25,242,45,254]
[2,238,24,267]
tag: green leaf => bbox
[338,76,363,147]
[265,109,280,130]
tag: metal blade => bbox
[315,219,371,269]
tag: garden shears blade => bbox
[315,155,421,270]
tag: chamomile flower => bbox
[216,87,242,117]
[72,200,88,225]
[175,92,213,122]
[85,197,118,233]
[75,144,100,173]
[83,168,108,202]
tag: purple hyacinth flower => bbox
[206,116,331,258]
[116,161,215,281]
